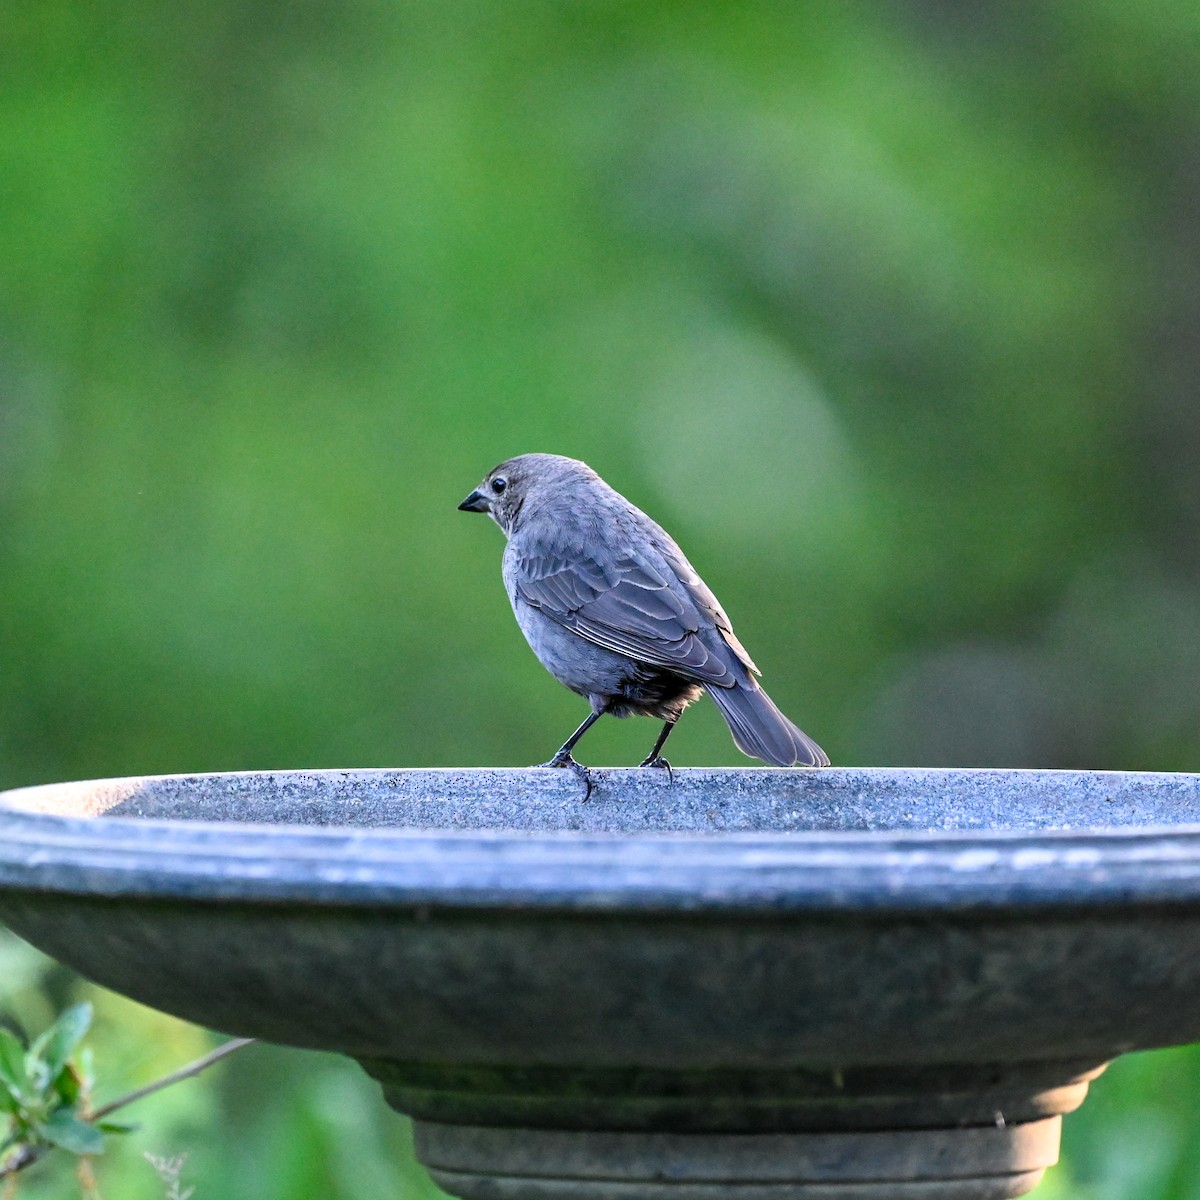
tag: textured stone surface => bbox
[3,767,1200,911]
[4,765,1197,831]
[2,767,1200,1200]
[416,1118,1062,1200]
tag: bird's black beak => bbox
[458,489,489,513]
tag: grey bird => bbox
[459,453,829,791]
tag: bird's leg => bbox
[639,718,678,780]
[543,709,604,766]
[539,709,604,800]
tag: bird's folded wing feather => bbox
[510,539,759,687]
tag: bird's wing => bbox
[653,538,761,677]
[509,536,757,687]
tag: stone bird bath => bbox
[2,767,1200,1199]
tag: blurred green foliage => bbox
[3,1,1200,1196]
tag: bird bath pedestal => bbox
[3,767,1200,1199]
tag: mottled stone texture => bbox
[2,767,1200,1199]
[4,765,1197,831]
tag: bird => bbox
[458,453,829,794]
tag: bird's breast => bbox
[504,586,644,702]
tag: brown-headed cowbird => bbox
[459,453,828,791]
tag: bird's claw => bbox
[538,753,595,801]
[638,755,674,781]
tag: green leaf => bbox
[30,1003,92,1079]
[95,1121,138,1135]
[53,1063,82,1106]
[0,1028,26,1100]
[75,1045,95,1091]
[38,1109,105,1156]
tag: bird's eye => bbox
[491,477,507,495]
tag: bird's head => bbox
[458,454,595,535]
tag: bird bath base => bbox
[414,1121,1059,1199]
[368,1059,1101,1199]
[3,767,1200,1200]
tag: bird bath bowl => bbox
[3,767,1200,1199]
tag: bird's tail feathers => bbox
[710,681,829,767]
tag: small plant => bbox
[143,1152,194,1200]
[0,1004,250,1189]
[0,1003,131,1177]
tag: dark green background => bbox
[3,3,1200,1196]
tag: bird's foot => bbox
[638,754,674,782]
[538,753,595,801]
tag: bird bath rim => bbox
[2,766,1200,913]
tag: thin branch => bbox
[0,1144,42,1181]
[90,1037,254,1121]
